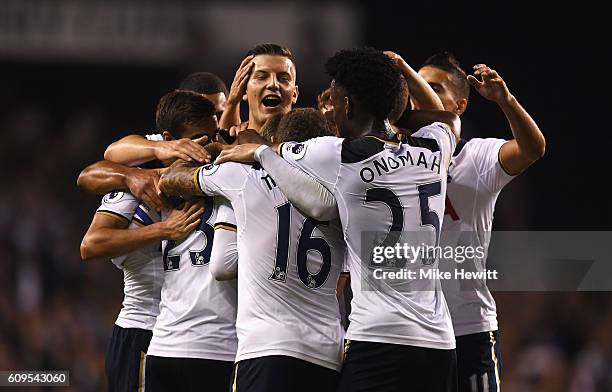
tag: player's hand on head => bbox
[467,64,511,104]
[227,55,255,106]
[383,51,408,69]
[215,144,261,165]
[154,138,211,164]
[126,168,168,212]
[162,201,206,240]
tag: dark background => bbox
[0,1,610,390]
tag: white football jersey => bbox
[146,197,238,361]
[279,122,457,350]
[96,191,163,330]
[196,162,346,371]
[440,138,515,336]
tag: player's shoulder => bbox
[198,161,249,177]
[101,190,138,206]
[279,136,342,159]
[463,137,507,157]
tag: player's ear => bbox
[456,98,468,115]
[162,131,174,141]
[292,84,299,104]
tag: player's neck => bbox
[361,119,396,141]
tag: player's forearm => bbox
[399,64,444,110]
[256,146,339,221]
[158,161,202,197]
[77,160,133,195]
[104,135,158,166]
[219,101,241,130]
[80,223,169,261]
[403,110,461,141]
[498,95,546,161]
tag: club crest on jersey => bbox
[104,191,124,204]
[200,163,220,176]
[287,143,307,160]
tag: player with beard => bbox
[216,47,462,392]
[418,52,545,392]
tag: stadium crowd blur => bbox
[1,1,610,391]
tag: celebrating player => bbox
[216,47,461,392]
[418,52,545,391]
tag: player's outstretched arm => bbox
[158,159,203,197]
[80,202,204,262]
[402,110,461,141]
[384,51,444,111]
[468,64,545,175]
[215,143,339,221]
[255,146,339,221]
[104,134,211,166]
[219,55,254,130]
[77,160,166,212]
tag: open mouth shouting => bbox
[261,94,282,111]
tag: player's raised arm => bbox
[468,64,545,175]
[80,200,204,262]
[77,160,166,212]
[384,51,444,111]
[104,134,211,166]
[219,55,254,130]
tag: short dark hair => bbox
[276,108,333,143]
[422,52,470,100]
[245,43,293,60]
[178,72,229,96]
[156,90,216,138]
[326,47,402,120]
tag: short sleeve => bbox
[213,198,237,232]
[196,162,247,200]
[467,138,515,194]
[411,122,456,169]
[277,136,343,191]
[96,191,140,224]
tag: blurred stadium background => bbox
[0,1,610,390]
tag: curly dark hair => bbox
[178,72,228,96]
[422,52,470,100]
[325,47,402,120]
[156,90,216,138]
[277,108,333,143]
